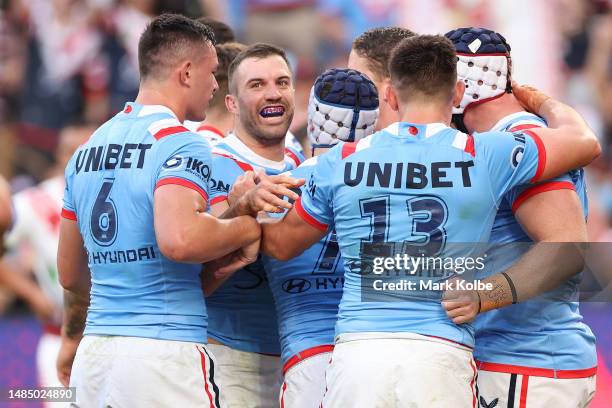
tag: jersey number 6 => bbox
[90,178,118,246]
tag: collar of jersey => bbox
[122,102,178,119]
[384,122,449,138]
[489,111,543,132]
[222,132,288,171]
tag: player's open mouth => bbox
[260,105,285,118]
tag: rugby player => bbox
[444,27,597,407]
[184,41,305,154]
[0,125,91,403]
[347,27,415,129]
[56,14,262,406]
[260,68,379,408]
[203,43,305,408]
[260,35,600,407]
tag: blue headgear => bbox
[307,68,379,149]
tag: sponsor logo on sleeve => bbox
[209,178,230,194]
[162,155,210,183]
[163,155,184,169]
[509,132,527,168]
[511,145,524,168]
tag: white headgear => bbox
[446,27,512,115]
[454,54,509,114]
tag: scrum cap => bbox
[445,27,512,115]
[307,68,378,148]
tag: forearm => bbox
[514,84,600,174]
[177,214,260,263]
[201,258,239,296]
[539,98,590,131]
[219,198,252,219]
[201,262,230,296]
[479,241,585,312]
[540,98,600,164]
[261,218,304,261]
[62,289,90,341]
[261,219,284,259]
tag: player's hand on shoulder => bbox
[511,81,551,115]
[441,277,481,325]
[235,170,304,215]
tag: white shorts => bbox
[321,333,477,408]
[70,335,221,408]
[477,365,597,408]
[206,343,281,408]
[280,345,333,408]
[36,330,63,408]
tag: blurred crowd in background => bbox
[0,1,611,404]
[0,0,610,322]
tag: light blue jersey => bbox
[262,157,343,366]
[62,103,213,343]
[207,133,304,354]
[474,112,597,374]
[298,122,545,347]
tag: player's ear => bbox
[386,85,399,112]
[452,81,465,108]
[225,93,238,114]
[380,78,392,103]
[178,60,192,87]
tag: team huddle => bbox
[55,14,599,408]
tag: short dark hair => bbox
[228,43,291,93]
[210,42,247,108]
[138,13,216,79]
[389,35,457,102]
[352,27,416,82]
[198,16,235,44]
